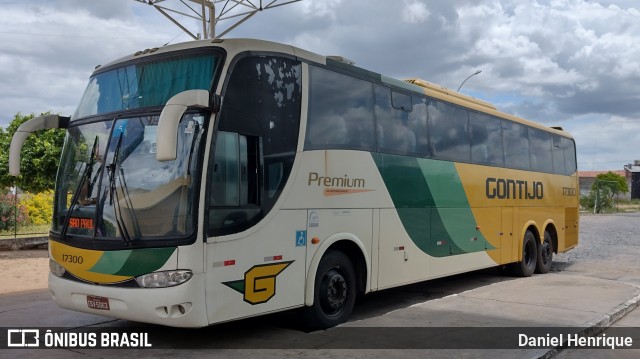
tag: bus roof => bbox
[97,38,572,139]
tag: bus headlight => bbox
[49,259,66,277]
[135,270,193,288]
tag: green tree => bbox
[592,172,628,197]
[0,112,66,192]
[584,172,629,213]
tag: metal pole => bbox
[210,2,215,39]
[13,185,17,238]
[155,5,199,40]
[593,181,598,214]
[201,0,208,39]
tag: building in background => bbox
[624,161,640,200]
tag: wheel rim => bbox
[320,269,348,316]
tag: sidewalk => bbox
[323,272,640,358]
[0,267,638,358]
[557,305,640,359]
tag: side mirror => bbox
[156,90,218,162]
[9,114,69,176]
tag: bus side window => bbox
[410,96,430,157]
[529,128,553,173]
[469,111,504,167]
[208,55,302,236]
[502,121,531,170]
[374,85,417,155]
[552,135,566,174]
[306,66,375,151]
[428,100,471,163]
[563,137,577,175]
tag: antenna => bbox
[133,0,302,40]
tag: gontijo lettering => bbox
[486,177,544,199]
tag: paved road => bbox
[1,213,639,358]
[554,212,640,359]
[553,213,640,284]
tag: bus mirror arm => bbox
[9,114,69,176]
[156,89,213,162]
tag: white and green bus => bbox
[9,38,579,329]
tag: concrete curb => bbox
[0,236,48,251]
[540,288,640,359]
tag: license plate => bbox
[87,295,110,311]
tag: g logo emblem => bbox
[223,261,293,305]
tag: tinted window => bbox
[210,131,240,207]
[75,53,217,119]
[375,86,417,155]
[218,56,301,155]
[411,96,431,157]
[392,90,412,111]
[552,135,566,174]
[428,100,470,162]
[529,128,553,173]
[209,55,302,236]
[208,132,261,236]
[502,121,530,170]
[469,112,504,166]
[306,66,375,150]
[563,137,577,175]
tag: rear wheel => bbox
[511,231,537,277]
[535,230,553,274]
[304,250,356,330]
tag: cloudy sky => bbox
[1,0,639,170]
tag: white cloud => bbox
[402,0,430,24]
[566,115,640,170]
[0,1,175,125]
[298,0,343,20]
[1,0,638,171]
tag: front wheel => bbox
[510,231,538,277]
[304,250,356,330]
[535,230,554,274]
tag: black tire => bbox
[510,231,538,277]
[535,230,554,274]
[304,250,356,330]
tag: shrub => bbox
[580,187,614,213]
[21,190,54,226]
[0,193,27,231]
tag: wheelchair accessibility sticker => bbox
[296,230,307,247]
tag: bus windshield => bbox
[73,52,217,119]
[53,114,206,242]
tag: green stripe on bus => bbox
[88,248,176,277]
[88,250,132,275]
[374,153,493,257]
[114,248,176,276]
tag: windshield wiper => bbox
[107,134,141,245]
[60,136,100,239]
